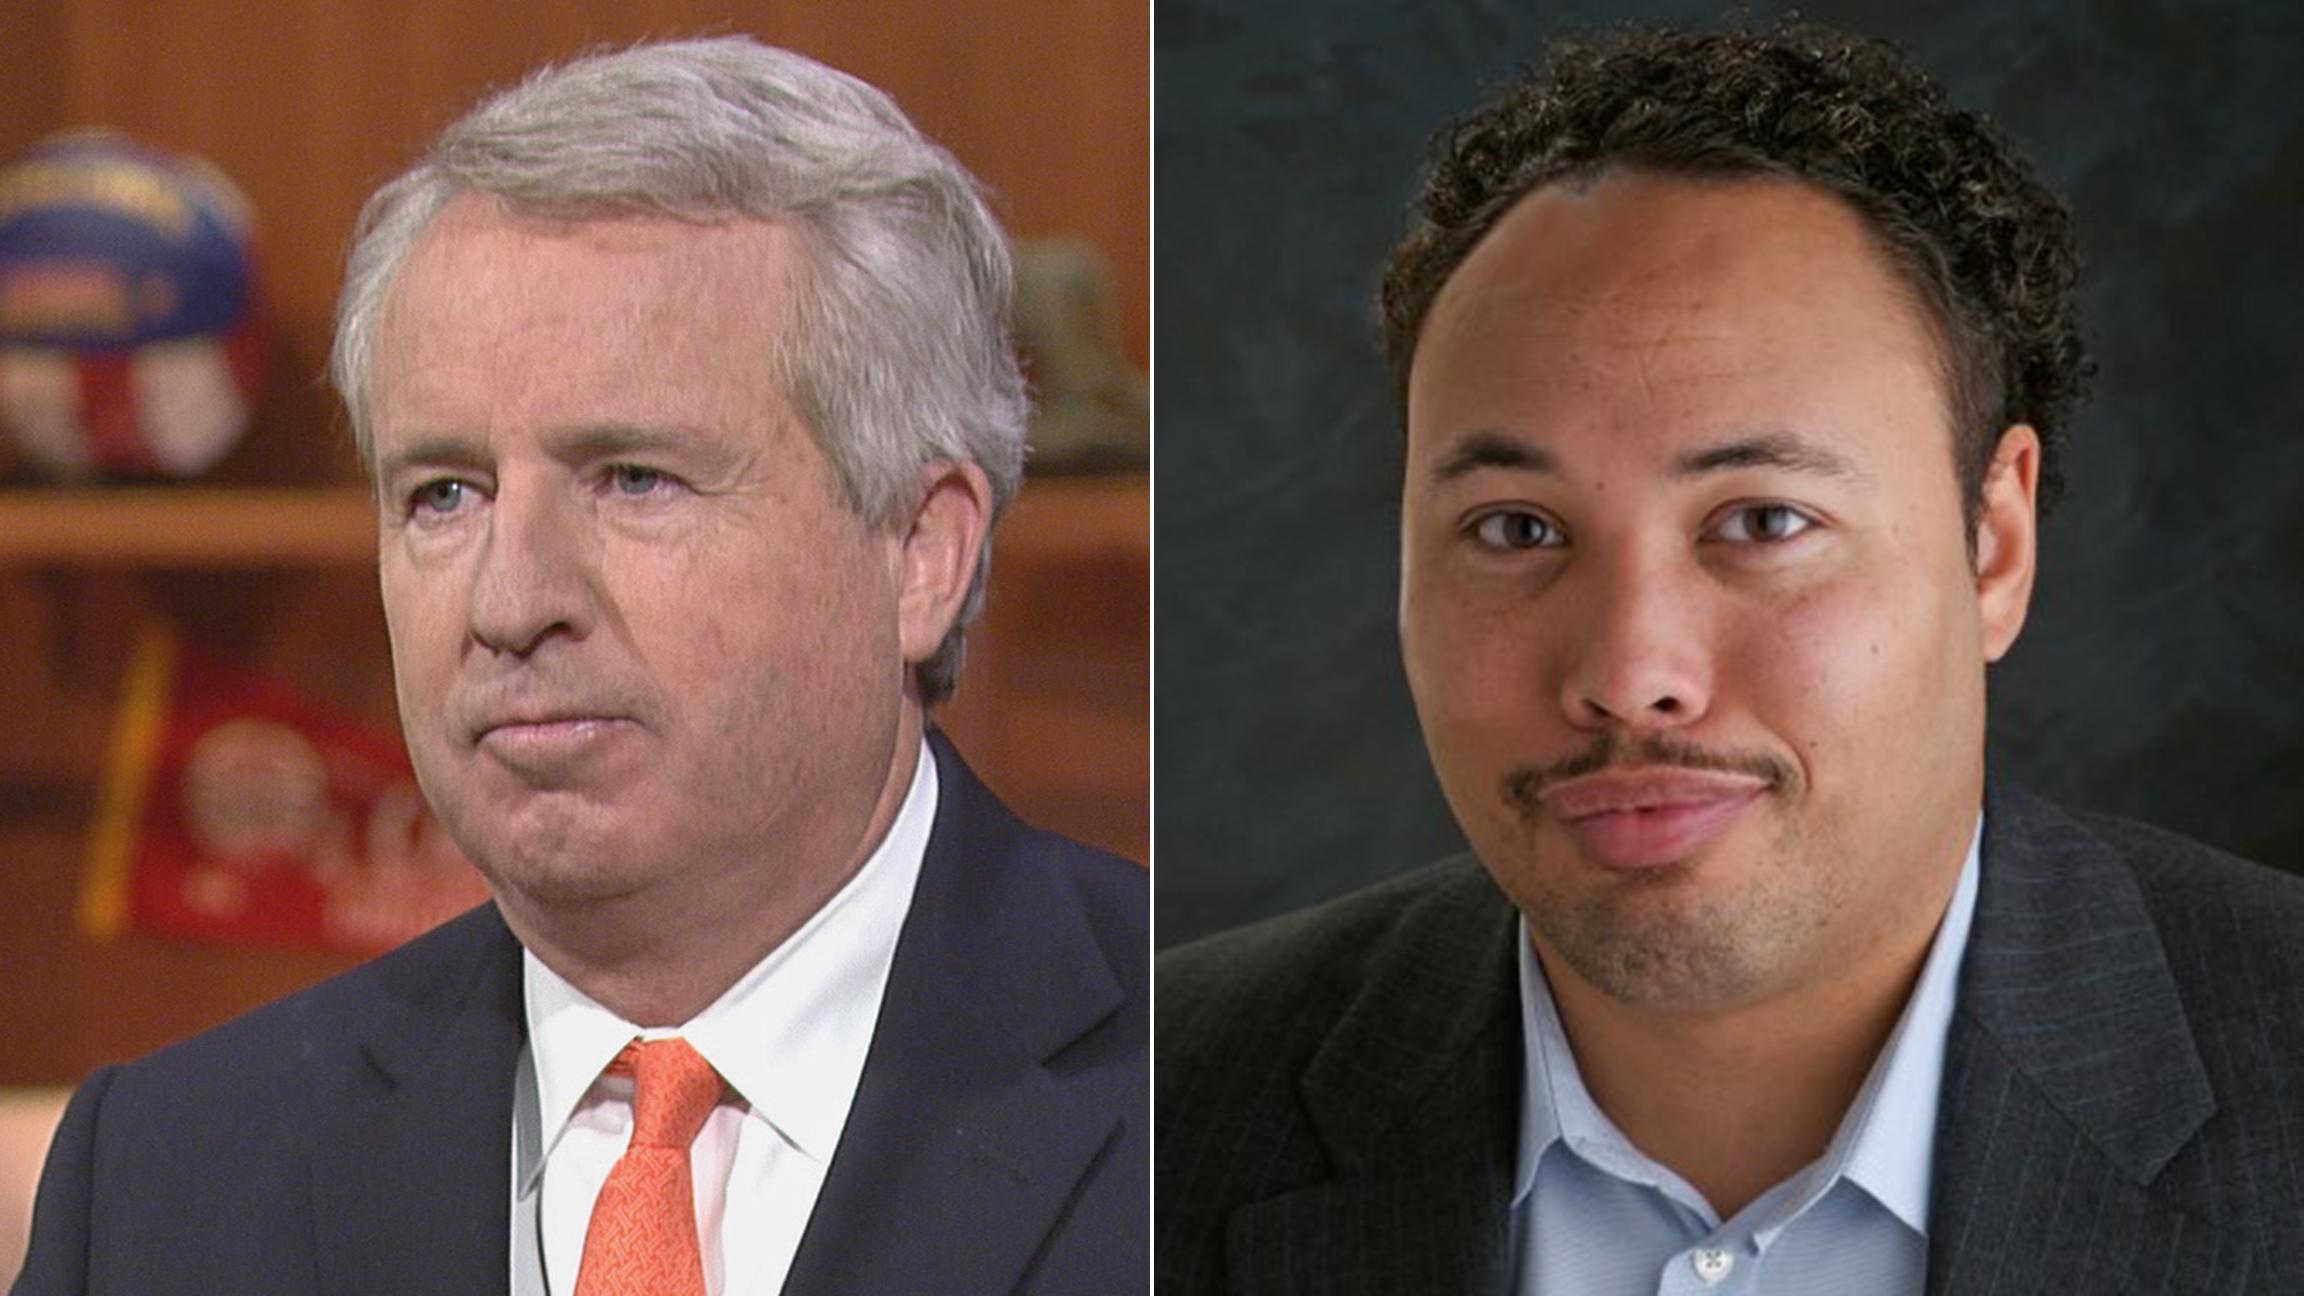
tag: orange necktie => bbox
[572,1037,727,1296]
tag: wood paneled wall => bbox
[0,0,1146,1085]
[2,0,1147,477]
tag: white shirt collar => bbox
[1512,813,1984,1237]
[517,736,938,1192]
[1826,817,1980,1234]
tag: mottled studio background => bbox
[1156,0,2304,946]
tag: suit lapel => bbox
[781,735,1129,1294]
[1226,866,1520,1296]
[310,904,527,1296]
[1926,785,2248,1293]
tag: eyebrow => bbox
[375,422,717,482]
[376,435,488,484]
[1429,431,1558,482]
[1674,432,1869,484]
[552,422,706,463]
[1427,429,1868,485]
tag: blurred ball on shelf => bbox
[0,128,267,481]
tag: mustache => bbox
[1503,732,1795,817]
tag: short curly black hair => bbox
[1379,22,2088,520]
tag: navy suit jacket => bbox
[1157,784,2304,1293]
[15,734,1147,1295]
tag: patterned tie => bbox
[572,1036,726,1296]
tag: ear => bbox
[1976,424,2041,663]
[894,459,996,668]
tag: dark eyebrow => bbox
[1427,428,1867,487]
[1675,432,1869,484]
[1430,431,1557,483]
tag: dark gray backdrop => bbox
[1156,0,2304,947]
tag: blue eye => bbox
[1712,503,1815,543]
[610,465,668,496]
[410,479,469,516]
[1472,510,1566,550]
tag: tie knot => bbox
[607,1037,725,1149]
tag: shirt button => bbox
[1691,1248,1734,1286]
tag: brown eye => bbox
[1473,510,1565,550]
[1713,503,1815,543]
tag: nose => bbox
[467,480,596,657]
[1556,549,1711,732]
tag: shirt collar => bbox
[518,735,938,1192]
[1826,817,1980,1235]
[1512,812,1983,1239]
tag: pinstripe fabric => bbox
[1157,783,2304,1295]
[1923,783,2304,1293]
[1158,863,1519,1295]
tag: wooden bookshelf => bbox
[0,488,375,566]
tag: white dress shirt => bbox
[509,737,938,1296]
[1510,816,1982,1294]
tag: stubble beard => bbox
[1487,731,1833,1009]
[1519,814,1841,1010]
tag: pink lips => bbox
[1537,767,1768,868]
[474,715,633,770]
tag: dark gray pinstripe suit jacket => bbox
[1156,784,2304,1294]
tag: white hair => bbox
[330,36,1028,701]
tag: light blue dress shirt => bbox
[1509,819,1981,1295]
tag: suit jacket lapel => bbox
[1226,866,1520,1296]
[1926,785,2248,1293]
[310,904,526,1296]
[781,734,1129,1294]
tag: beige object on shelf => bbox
[0,1088,70,1285]
[1013,240,1147,470]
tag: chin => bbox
[442,796,650,905]
[479,846,667,908]
[1509,828,1824,1009]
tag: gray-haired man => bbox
[18,38,1144,1296]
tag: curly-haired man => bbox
[1159,24,2304,1294]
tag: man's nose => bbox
[467,484,596,657]
[1556,550,1712,731]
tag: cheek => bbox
[645,530,900,734]
[1732,565,1975,778]
[378,557,459,707]
[1401,577,1560,802]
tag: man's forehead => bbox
[378,195,806,346]
[1420,172,1899,350]
[1406,171,1950,479]
[370,199,800,401]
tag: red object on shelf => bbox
[80,624,489,953]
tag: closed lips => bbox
[1538,768,1769,821]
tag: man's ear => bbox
[895,459,995,667]
[1976,424,2041,663]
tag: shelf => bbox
[0,472,1145,569]
[0,488,377,567]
